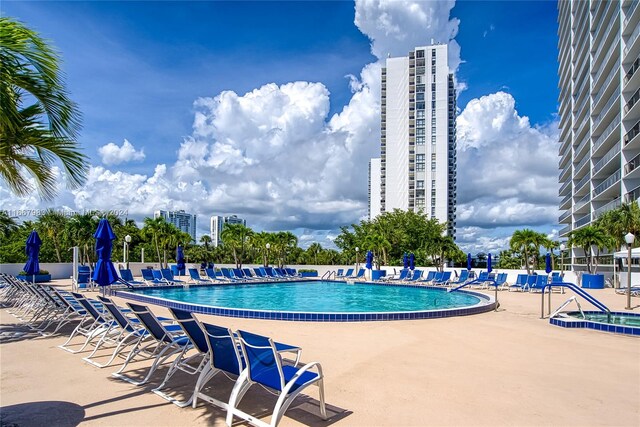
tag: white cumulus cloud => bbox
[98,139,145,166]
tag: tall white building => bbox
[370,43,457,237]
[557,0,640,240]
[369,158,382,219]
[210,215,247,247]
[154,210,197,242]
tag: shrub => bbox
[298,269,317,273]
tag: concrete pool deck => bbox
[1,281,639,426]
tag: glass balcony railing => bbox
[575,173,591,192]
[593,169,621,197]
[559,209,572,223]
[593,92,620,131]
[593,145,620,174]
[559,224,572,236]
[625,57,640,85]
[626,0,639,25]
[593,112,621,152]
[593,34,619,84]
[574,213,592,228]
[625,88,640,113]
[625,121,640,145]
[593,197,622,219]
[626,185,640,203]
[593,65,619,107]
[625,24,640,56]
[575,151,590,172]
[625,152,640,175]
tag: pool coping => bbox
[549,311,640,336]
[113,280,497,322]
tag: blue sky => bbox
[2,1,561,251]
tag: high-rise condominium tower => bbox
[154,210,197,242]
[557,0,640,239]
[369,43,457,238]
[210,215,247,247]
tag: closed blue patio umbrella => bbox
[365,250,373,270]
[545,252,552,274]
[403,253,409,269]
[466,253,472,271]
[487,253,492,273]
[24,230,42,282]
[176,245,186,275]
[92,219,118,288]
[409,253,415,271]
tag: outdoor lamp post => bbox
[265,243,270,267]
[355,247,359,271]
[124,235,131,269]
[625,232,634,310]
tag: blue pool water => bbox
[128,281,482,313]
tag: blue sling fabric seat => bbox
[226,330,326,427]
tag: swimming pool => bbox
[116,280,495,322]
[550,311,640,336]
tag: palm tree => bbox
[307,242,322,265]
[510,228,538,274]
[141,217,171,268]
[272,231,297,268]
[0,210,18,238]
[36,209,67,262]
[220,223,253,268]
[0,17,87,200]
[568,225,614,274]
[200,235,212,264]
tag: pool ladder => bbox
[550,296,585,319]
[322,271,336,280]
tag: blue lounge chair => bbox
[242,268,257,280]
[227,330,327,427]
[119,269,145,286]
[351,268,366,280]
[141,269,165,285]
[220,268,239,281]
[509,274,528,292]
[335,268,345,278]
[83,296,148,368]
[152,308,211,407]
[406,269,423,282]
[112,302,190,386]
[384,269,409,282]
[449,270,470,286]
[205,268,222,282]
[419,271,437,284]
[161,268,185,284]
[529,274,548,292]
[253,267,269,279]
[433,271,452,286]
[342,268,354,279]
[494,273,508,290]
[188,268,213,284]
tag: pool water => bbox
[129,280,482,313]
[567,312,640,327]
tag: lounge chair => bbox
[242,268,257,280]
[449,270,470,286]
[188,268,213,284]
[384,269,409,282]
[220,268,240,281]
[118,269,145,286]
[406,269,423,282]
[509,274,529,292]
[58,292,116,354]
[227,330,327,427]
[141,269,165,286]
[351,268,366,280]
[433,271,452,286]
[529,274,549,292]
[335,268,345,278]
[342,268,354,279]
[161,268,186,284]
[419,271,437,284]
[205,268,222,282]
[152,308,211,407]
[112,302,191,386]
[83,296,149,368]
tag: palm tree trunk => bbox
[524,248,530,274]
[154,235,161,266]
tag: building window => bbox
[417,102,425,110]
[416,49,425,58]
[416,163,426,171]
[432,100,436,108]
[431,49,436,57]
[416,154,425,162]
[417,180,425,189]
[416,92,425,101]
[416,136,425,145]
[416,75,423,84]
[431,207,436,217]
[416,119,425,127]
[416,128,425,136]
[431,161,436,171]
[417,110,425,119]
[417,84,425,92]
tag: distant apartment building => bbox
[210,215,246,247]
[557,0,640,239]
[154,210,197,242]
[369,158,382,219]
[369,43,457,237]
